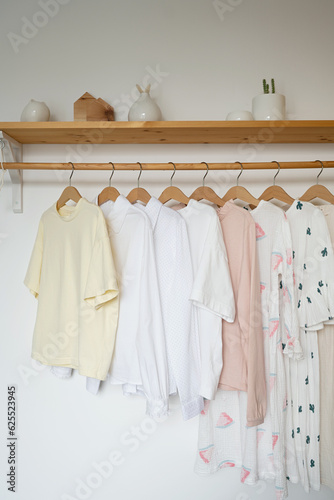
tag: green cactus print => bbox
[318,280,323,287]
[298,406,302,412]
[296,201,303,210]
[317,435,320,442]
[298,283,303,290]
[293,251,295,259]
[321,247,328,257]
[317,287,322,294]
[305,376,309,385]
[307,297,312,303]
[297,300,301,308]
[297,427,300,433]
[310,459,315,468]
[304,263,307,270]
[309,404,315,413]
[292,429,294,438]
[306,227,311,235]
[306,435,310,444]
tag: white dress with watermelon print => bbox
[195,201,302,500]
[285,200,334,493]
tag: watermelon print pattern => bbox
[256,428,265,444]
[275,486,285,500]
[260,282,266,294]
[269,318,279,338]
[272,252,283,271]
[272,433,279,449]
[240,466,251,483]
[255,223,266,240]
[199,444,213,464]
[218,460,235,469]
[216,412,234,429]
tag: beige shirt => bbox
[217,201,266,427]
[24,198,119,380]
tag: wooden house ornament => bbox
[73,92,114,121]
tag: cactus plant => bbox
[271,78,275,93]
[262,78,276,94]
[263,79,269,94]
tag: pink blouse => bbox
[217,201,266,427]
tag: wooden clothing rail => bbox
[3,161,334,171]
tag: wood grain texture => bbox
[0,120,334,144]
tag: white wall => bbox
[1,1,334,499]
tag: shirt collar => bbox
[134,196,163,231]
[145,196,163,230]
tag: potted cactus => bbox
[252,78,286,120]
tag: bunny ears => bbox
[136,83,151,94]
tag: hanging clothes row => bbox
[24,162,334,499]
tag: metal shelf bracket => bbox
[0,131,23,213]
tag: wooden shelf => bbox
[0,120,334,144]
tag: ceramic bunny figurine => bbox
[128,84,162,121]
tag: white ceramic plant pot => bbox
[128,93,162,121]
[21,99,50,121]
[226,110,254,121]
[252,94,286,120]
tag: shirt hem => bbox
[31,353,108,380]
[190,289,235,323]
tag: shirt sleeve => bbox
[167,217,203,420]
[298,207,334,329]
[84,209,119,309]
[243,220,267,427]
[190,212,235,322]
[24,218,44,298]
[136,223,169,419]
[277,213,303,359]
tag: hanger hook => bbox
[201,162,209,187]
[315,160,324,185]
[168,162,176,186]
[69,162,74,186]
[137,162,142,188]
[271,161,280,186]
[108,162,115,187]
[235,161,243,186]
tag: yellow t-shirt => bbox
[24,198,119,380]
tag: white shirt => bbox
[176,200,235,400]
[133,197,203,420]
[100,195,169,419]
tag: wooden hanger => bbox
[259,161,294,205]
[189,162,225,206]
[127,162,151,204]
[56,163,82,210]
[300,160,334,203]
[158,162,189,204]
[98,162,120,205]
[222,162,259,207]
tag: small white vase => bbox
[252,94,286,120]
[128,91,162,121]
[226,110,254,121]
[21,99,50,121]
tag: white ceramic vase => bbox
[226,110,254,121]
[21,99,50,121]
[252,94,286,120]
[128,85,162,121]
